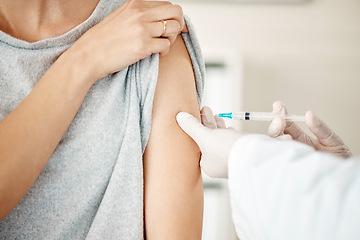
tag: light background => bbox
[174,0,360,156]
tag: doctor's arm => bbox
[177,110,360,240]
[228,136,360,240]
[143,35,203,239]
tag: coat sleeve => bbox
[228,134,360,240]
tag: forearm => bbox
[0,49,95,220]
[229,135,360,240]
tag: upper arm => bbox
[143,35,203,239]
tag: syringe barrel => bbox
[232,112,275,121]
[231,112,305,122]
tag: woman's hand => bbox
[268,101,352,159]
[70,0,187,81]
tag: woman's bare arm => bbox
[144,35,203,239]
[0,51,95,221]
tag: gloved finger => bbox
[320,144,352,159]
[284,121,309,143]
[214,115,226,129]
[200,106,217,129]
[276,134,293,140]
[272,101,288,114]
[272,101,307,142]
[268,116,286,137]
[306,111,343,147]
[176,112,212,148]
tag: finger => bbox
[283,121,307,142]
[146,4,185,31]
[158,47,170,57]
[268,116,286,137]
[142,1,172,8]
[306,111,343,147]
[181,23,189,33]
[272,101,287,114]
[148,21,165,38]
[176,112,212,147]
[166,34,178,47]
[319,144,352,159]
[272,101,305,141]
[200,106,217,129]
[214,115,226,129]
[148,20,181,38]
[161,20,181,37]
[148,38,171,56]
[276,134,293,140]
[179,16,186,35]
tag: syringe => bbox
[217,112,305,122]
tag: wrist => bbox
[61,39,101,85]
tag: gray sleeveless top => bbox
[0,0,205,239]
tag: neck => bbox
[0,0,100,42]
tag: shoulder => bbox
[154,35,199,117]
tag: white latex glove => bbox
[176,106,243,178]
[268,101,352,159]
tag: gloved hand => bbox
[176,106,243,178]
[268,101,352,159]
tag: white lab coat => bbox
[228,135,360,240]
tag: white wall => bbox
[175,0,360,155]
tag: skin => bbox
[0,0,203,238]
[144,36,203,239]
[0,0,98,42]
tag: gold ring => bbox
[161,20,168,35]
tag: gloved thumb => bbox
[268,101,287,137]
[176,112,211,148]
[268,116,286,137]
